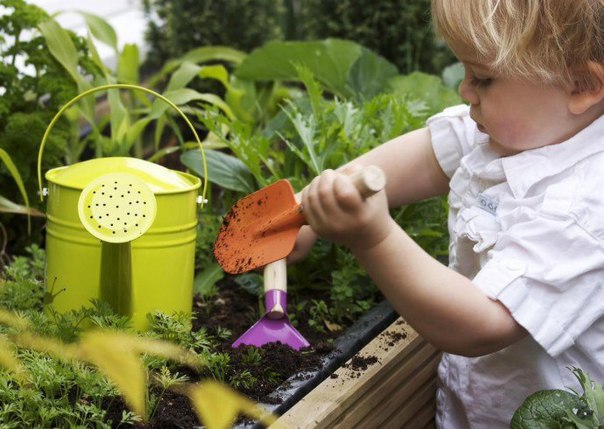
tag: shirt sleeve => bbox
[426,104,482,178]
[472,212,604,357]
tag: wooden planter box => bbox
[273,318,441,428]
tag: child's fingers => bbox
[333,173,364,211]
[302,170,331,224]
[315,170,341,212]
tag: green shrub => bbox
[142,0,285,70]
[299,0,456,74]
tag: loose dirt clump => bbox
[346,355,379,372]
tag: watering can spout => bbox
[78,172,157,318]
[100,242,132,314]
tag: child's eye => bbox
[470,76,493,88]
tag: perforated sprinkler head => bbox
[78,172,157,243]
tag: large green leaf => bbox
[117,44,140,84]
[85,32,108,76]
[38,19,90,91]
[442,62,464,90]
[0,196,44,217]
[108,88,130,151]
[387,71,462,114]
[347,48,399,101]
[166,61,203,92]
[39,18,94,122]
[39,19,79,83]
[235,39,397,100]
[151,46,246,87]
[78,11,118,52]
[0,149,31,214]
[181,149,255,194]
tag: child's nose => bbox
[459,78,479,105]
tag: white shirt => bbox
[427,105,604,428]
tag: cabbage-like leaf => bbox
[511,389,583,429]
[235,39,397,100]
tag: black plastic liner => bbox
[237,300,398,428]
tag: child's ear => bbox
[569,61,604,115]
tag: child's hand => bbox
[300,168,393,251]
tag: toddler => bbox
[292,0,604,427]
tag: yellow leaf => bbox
[129,336,204,370]
[14,332,79,360]
[0,335,28,385]
[324,319,343,332]
[186,381,277,429]
[78,330,148,419]
[0,309,31,330]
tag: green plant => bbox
[0,245,45,311]
[203,351,231,383]
[146,311,213,352]
[241,347,263,366]
[0,0,103,251]
[36,10,227,172]
[511,367,604,428]
[230,369,257,390]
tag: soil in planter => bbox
[103,277,379,428]
[191,278,342,401]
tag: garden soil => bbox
[104,277,354,428]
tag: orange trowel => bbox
[214,165,386,274]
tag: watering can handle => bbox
[36,83,209,207]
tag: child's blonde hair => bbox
[431,0,604,90]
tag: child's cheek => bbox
[487,108,532,147]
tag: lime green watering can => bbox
[37,84,209,330]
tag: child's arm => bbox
[289,127,450,262]
[352,220,527,356]
[300,165,527,357]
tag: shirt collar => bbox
[501,115,604,199]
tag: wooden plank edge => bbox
[274,318,439,429]
[334,344,440,426]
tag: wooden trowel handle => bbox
[264,258,287,318]
[349,165,386,199]
[264,258,287,293]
